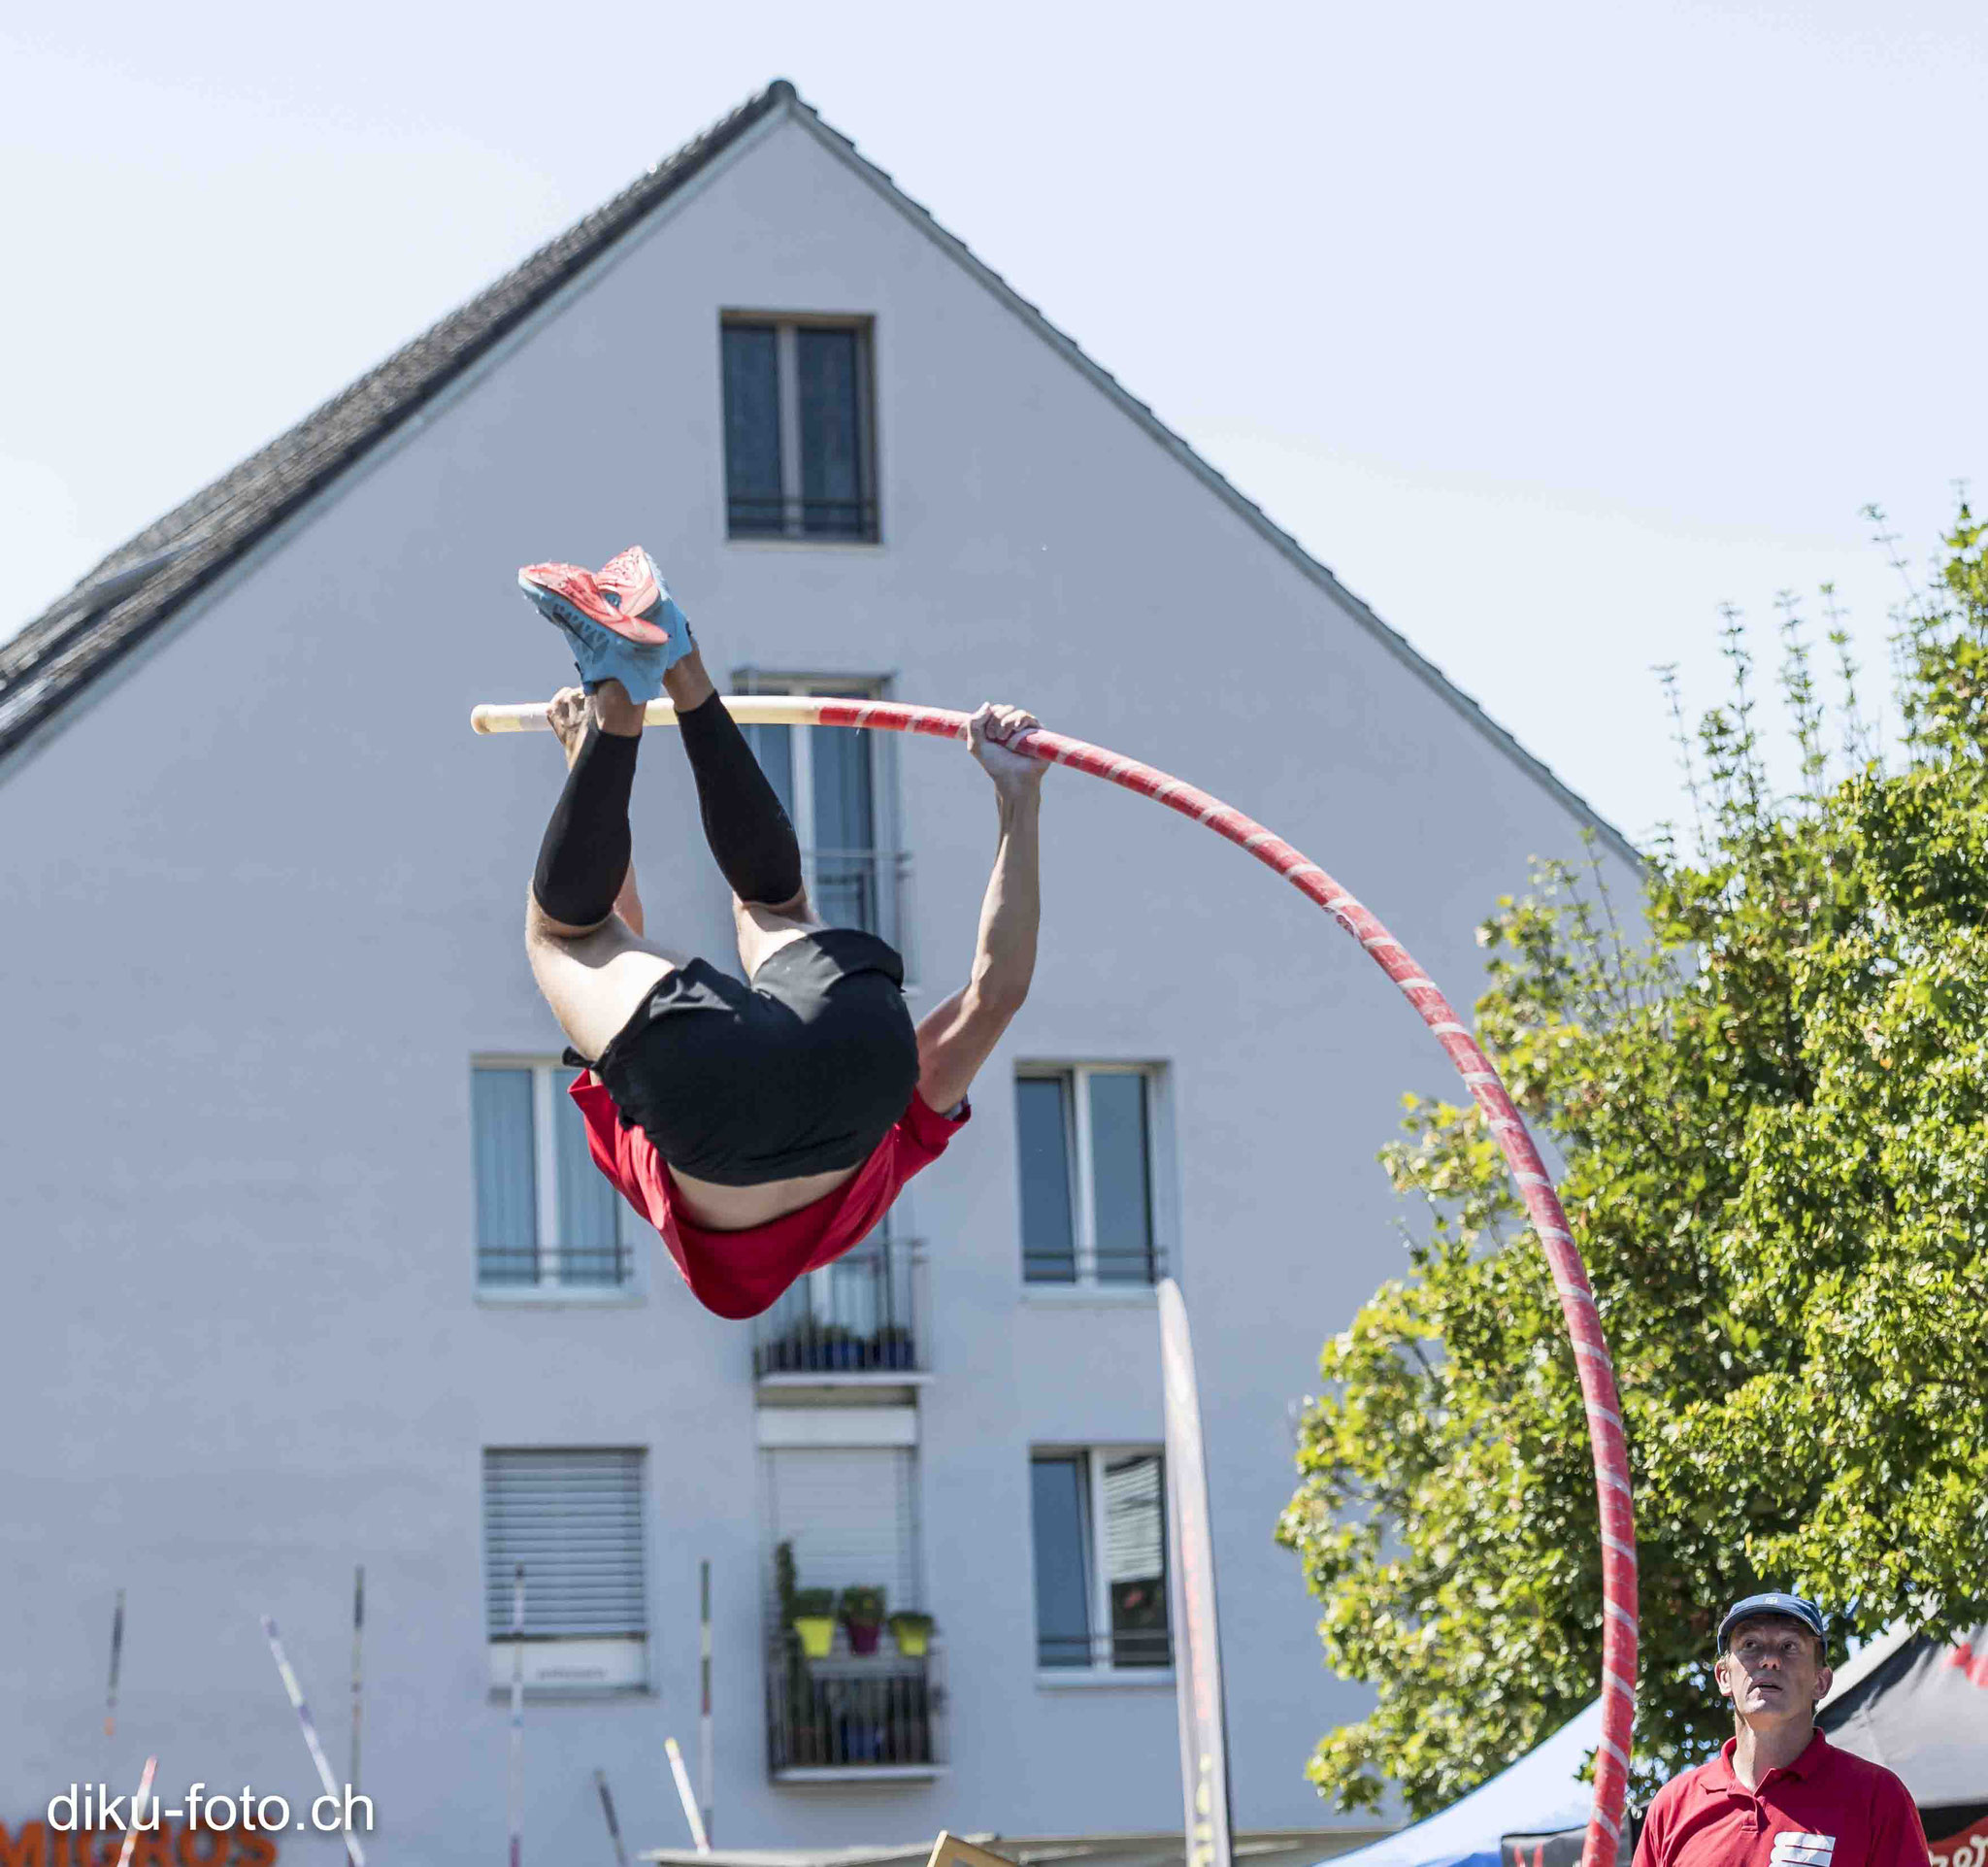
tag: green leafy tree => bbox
[1277,510,1988,1818]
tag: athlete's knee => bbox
[734,887,818,926]
[527,882,609,947]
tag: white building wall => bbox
[0,105,1638,1859]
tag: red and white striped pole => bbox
[473,694,1640,1867]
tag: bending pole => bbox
[472,693,1640,1867]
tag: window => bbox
[472,1061,636,1292]
[1030,1449,1171,1672]
[722,317,878,541]
[1017,1066,1160,1284]
[483,1448,647,1691]
[741,677,907,951]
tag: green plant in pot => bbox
[790,1586,837,1658]
[887,1610,934,1657]
[839,1584,886,1654]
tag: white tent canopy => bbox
[1311,1703,1605,1867]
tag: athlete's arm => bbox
[914,705,1045,1114]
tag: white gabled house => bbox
[0,80,1636,1862]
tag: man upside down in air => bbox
[517,547,1046,1319]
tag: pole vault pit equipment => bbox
[476,690,1641,1867]
[926,1837,1019,1867]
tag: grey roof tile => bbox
[0,80,793,761]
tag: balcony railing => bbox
[1022,1242,1164,1286]
[728,494,879,543]
[765,1641,945,1774]
[1036,1624,1174,1670]
[753,1237,925,1380]
[804,848,911,955]
[477,1240,635,1290]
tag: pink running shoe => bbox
[516,547,694,703]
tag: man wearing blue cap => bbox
[1634,1593,1929,1867]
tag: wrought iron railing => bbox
[1021,1242,1164,1286]
[477,1241,635,1289]
[803,848,911,953]
[752,1237,925,1378]
[1036,1624,1173,1670]
[727,495,879,542]
[765,1642,944,1772]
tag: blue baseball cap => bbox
[1717,1592,1827,1650]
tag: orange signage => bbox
[0,1823,278,1866]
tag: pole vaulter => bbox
[472,550,1638,1867]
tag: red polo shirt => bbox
[1634,1731,1929,1867]
[570,1074,969,1320]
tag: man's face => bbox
[1715,1616,1833,1724]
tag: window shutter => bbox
[483,1450,646,1639]
[764,1448,919,1619]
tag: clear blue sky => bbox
[5,1,1982,847]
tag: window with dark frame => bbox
[722,317,878,542]
[741,675,907,950]
[1029,1449,1172,1671]
[1016,1066,1160,1285]
[472,1061,634,1291]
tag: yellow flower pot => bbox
[889,1620,932,1657]
[792,1617,835,1658]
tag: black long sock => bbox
[532,724,641,927]
[677,691,805,907]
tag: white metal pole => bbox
[262,1616,366,1867]
[664,1738,709,1852]
[1159,1280,1235,1867]
[113,1755,156,1867]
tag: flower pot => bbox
[845,1620,881,1655]
[890,1620,930,1657]
[792,1616,836,1658]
